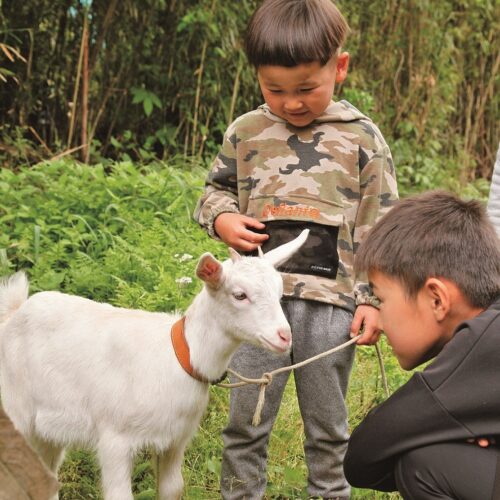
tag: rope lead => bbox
[252,373,273,426]
[218,335,377,427]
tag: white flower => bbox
[175,276,192,286]
[179,253,193,262]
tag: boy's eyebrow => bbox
[261,77,320,87]
[258,78,281,86]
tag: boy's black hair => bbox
[355,190,500,309]
[245,0,349,67]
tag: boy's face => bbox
[369,270,452,370]
[257,53,349,128]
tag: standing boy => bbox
[344,191,500,499]
[194,0,398,498]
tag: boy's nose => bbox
[284,98,303,111]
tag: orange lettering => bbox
[261,203,321,219]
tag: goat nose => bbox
[277,327,291,343]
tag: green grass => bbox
[0,159,410,499]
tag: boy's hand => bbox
[214,213,269,252]
[350,305,381,345]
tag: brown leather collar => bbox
[170,317,227,385]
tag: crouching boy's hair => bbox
[355,190,500,309]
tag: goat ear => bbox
[257,246,264,258]
[228,247,241,263]
[264,228,310,268]
[196,253,225,288]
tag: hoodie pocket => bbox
[253,219,340,279]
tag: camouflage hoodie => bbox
[194,100,398,311]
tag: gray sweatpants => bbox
[220,298,355,500]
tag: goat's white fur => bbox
[0,230,308,500]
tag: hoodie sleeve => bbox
[193,124,240,238]
[353,132,398,306]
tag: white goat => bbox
[0,230,308,500]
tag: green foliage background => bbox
[1,0,499,191]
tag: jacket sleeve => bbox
[353,137,399,307]
[344,373,474,491]
[345,307,500,491]
[193,125,240,238]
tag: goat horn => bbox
[264,229,309,268]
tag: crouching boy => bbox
[344,190,500,499]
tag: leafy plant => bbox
[131,86,162,117]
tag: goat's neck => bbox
[183,289,239,382]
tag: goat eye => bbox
[233,291,247,301]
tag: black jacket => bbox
[344,298,500,491]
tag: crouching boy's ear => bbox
[196,253,224,288]
[422,277,452,322]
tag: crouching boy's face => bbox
[358,191,497,370]
[369,270,462,370]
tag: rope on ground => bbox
[375,342,390,398]
[216,334,377,426]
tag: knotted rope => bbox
[216,333,390,426]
